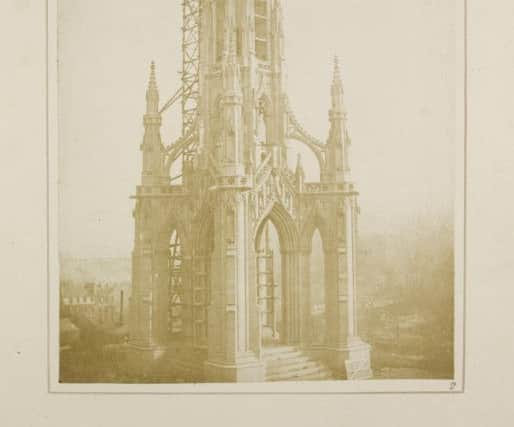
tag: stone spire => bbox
[146,61,159,114]
[330,56,344,113]
[325,56,347,183]
[333,56,341,82]
[141,61,164,185]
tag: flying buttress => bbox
[164,122,198,177]
[284,97,326,170]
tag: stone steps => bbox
[267,365,332,382]
[267,359,318,376]
[294,369,333,381]
[266,355,312,369]
[264,346,334,382]
[263,351,305,362]
[262,345,297,356]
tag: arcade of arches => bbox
[128,0,371,382]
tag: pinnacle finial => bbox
[146,60,159,113]
[333,56,342,86]
[330,56,345,113]
[148,60,157,90]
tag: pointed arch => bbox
[254,201,298,253]
[162,204,191,253]
[299,207,330,253]
[254,201,302,345]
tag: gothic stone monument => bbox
[128,0,372,383]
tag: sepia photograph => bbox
[8,0,514,424]
[52,0,464,390]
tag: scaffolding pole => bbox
[181,0,201,159]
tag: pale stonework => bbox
[127,0,371,383]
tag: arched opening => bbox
[165,217,213,349]
[254,202,300,346]
[309,228,326,346]
[299,216,329,348]
[255,220,282,346]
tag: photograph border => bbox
[47,0,467,394]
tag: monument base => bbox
[326,337,373,380]
[204,354,265,383]
[123,343,177,382]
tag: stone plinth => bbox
[204,355,265,383]
[124,343,175,382]
[326,337,372,380]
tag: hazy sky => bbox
[58,0,457,259]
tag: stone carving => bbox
[128,0,372,383]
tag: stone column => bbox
[280,250,301,345]
[127,198,170,377]
[129,199,169,349]
[324,242,346,351]
[150,201,175,347]
[129,247,155,349]
[299,249,312,348]
[344,196,356,338]
[249,242,262,359]
[204,190,264,382]
[324,194,372,379]
[153,243,171,346]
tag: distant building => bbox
[60,281,121,327]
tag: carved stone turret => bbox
[325,56,348,183]
[141,62,166,186]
